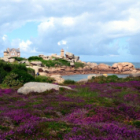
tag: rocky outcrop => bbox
[112,62,135,72]
[97,63,111,71]
[19,60,30,65]
[65,52,80,62]
[30,61,42,66]
[86,62,97,68]
[1,57,15,63]
[17,82,71,95]
[129,73,140,78]
[50,75,65,84]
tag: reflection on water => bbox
[62,74,129,82]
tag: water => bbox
[62,62,140,81]
[62,74,129,82]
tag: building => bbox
[60,49,64,58]
[4,48,20,57]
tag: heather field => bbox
[0,78,140,139]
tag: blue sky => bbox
[0,0,140,62]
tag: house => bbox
[4,48,20,57]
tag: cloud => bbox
[0,0,140,61]
[2,35,7,41]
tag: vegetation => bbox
[1,77,140,139]
[63,79,76,84]
[28,56,70,67]
[35,76,55,83]
[28,56,43,61]
[2,73,22,87]
[13,57,26,61]
[90,75,140,84]
[74,62,85,68]
[0,60,35,87]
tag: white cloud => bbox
[0,0,140,60]
[2,35,7,41]
[62,17,75,26]
[58,40,67,46]
[19,40,32,51]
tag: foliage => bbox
[91,75,119,83]
[63,79,76,84]
[0,60,36,86]
[2,73,22,87]
[13,57,26,61]
[28,56,70,67]
[74,62,85,68]
[42,59,70,67]
[1,79,140,139]
[0,68,8,84]
[12,69,35,83]
[28,56,43,61]
[27,68,35,77]
[35,76,55,83]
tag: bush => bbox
[74,62,85,68]
[27,68,35,77]
[2,73,22,87]
[42,59,70,67]
[13,57,26,61]
[35,76,54,83]
[63,79,76,84]
[12,69,35,83]
[28,56,43,61]
[92,75,119,83]
[0,68,8,84]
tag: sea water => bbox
[62,62,140,81]
[62,74,129,82]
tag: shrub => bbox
[92,75,119,83]
[42,59,70,67]
[13,57,26,61]
[0,68,8,84]
[63,79,76,84]
[12,69,35,83]
[74,62,85,68]
[2,73,22,87]
[35,76,54,83]
[28,56,43,61]
[27,68,35,77]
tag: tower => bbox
[60,49,64,58]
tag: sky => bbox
[0,0,140,62]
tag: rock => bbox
[112,62,135,72]
[74,56,80,62]
[50,75,65,84]
[77,79,88,83]
[70,62,74,67]
[30,61,42,66]
[129,73,140,78]
[17,82,71,95]
[26,66,41,74]
[87,74,97,80]
[20,60,30,65]
[65,52,74,59]
[9,58,15,63]
[102,74,108,77]
[97,63,111,70]
[87,62,97,68]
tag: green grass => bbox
[28,56,70,67]
[74,62,85,68]
[67,87,99,98]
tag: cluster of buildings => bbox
[1,48,80,64]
